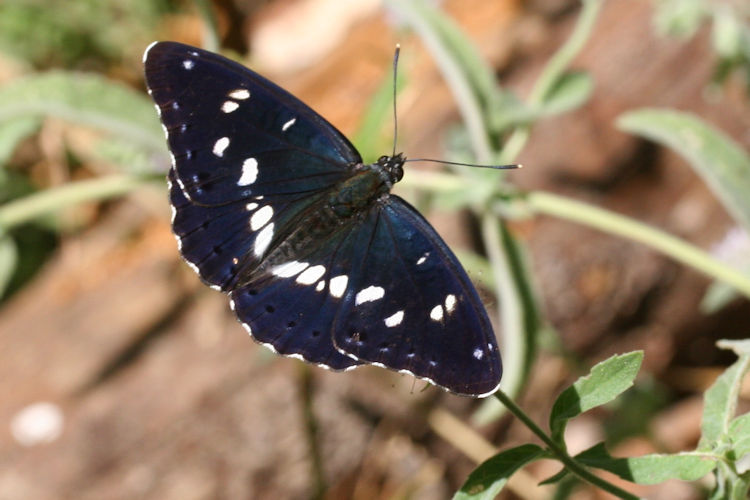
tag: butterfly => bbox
[143,41,502,397]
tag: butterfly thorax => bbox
[244,154,405,281]
[328,153,405,218]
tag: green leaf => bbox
[534,71,593,117]
[711,7,744,59]
[453,444,546,500]
[617,109,750,233]
[728,412,750,461]
[576,442,717,485]
[538,468,569,486]
[701,281,740,313]
[700,342,750,447]
[0,71,164,152]
[549,352,643,443]
[653,0,708,38]
[492,73,593,130]
[0,116,40,166]
[0,233,17,299]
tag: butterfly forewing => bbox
[147,41,503,396]
[145,41,360,206]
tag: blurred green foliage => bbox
[653,0,750,90]
[0,0,173,69]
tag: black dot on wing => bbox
[248,289,258,296]
[311,330,320,338]
[286,321,296,329]
[265,304,275,313]
[212,245,222,255]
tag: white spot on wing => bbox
[355,286,385,305]
[245,202,258,211]
[430,304,444,321]
[417,252,429,265]
[221,101,239,113]
[229,89,250,100]
[329,275,348,298]
[253,223,274,256]
[182,59,194,70]
[238,158,258,185]
[272,260,309,278]
[315,280,325,292]
[282,118,297,131]
[213,137,230,157]
[473,348,484,360]
[384,310,404,327]
[250,205,273,231]
[296,265,326,285]
[445,294,457,313]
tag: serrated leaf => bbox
[550,352,643,443]
[0,71,164,152]
[617,109,750,233]
[576,442,716,485]
[700,344,750,447]
[0,116,40,166]
[453,444,545,500]
[0,233,17,298]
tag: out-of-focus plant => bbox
[456,343,750,499]
[652,0,750,91]
[0,0,172,69]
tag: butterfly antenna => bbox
[405,158,522,170]
[392,44,400,158]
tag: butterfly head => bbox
[375,153,405,188]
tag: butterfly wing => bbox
[148,41,363,290]
[330,197,502,396]
[229,196,502,396]
[145,41,360,206]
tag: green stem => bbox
[0,174,160,231]
[481,215,524,398]
[524,190,750,299]
[498,0,602,164]
[384,0,493,162]
[494,390,639,500]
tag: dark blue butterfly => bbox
[144,41,502,396]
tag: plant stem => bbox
[525,190,750,299]
[0,174,160,231]
[498,0,602,164]
[494,390,639,500]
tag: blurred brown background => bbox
[0,0,749,498]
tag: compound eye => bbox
[378,155,389,163]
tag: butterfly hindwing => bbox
[145,41,360,206]
[228,218,368,370]
[330,198,502,396]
